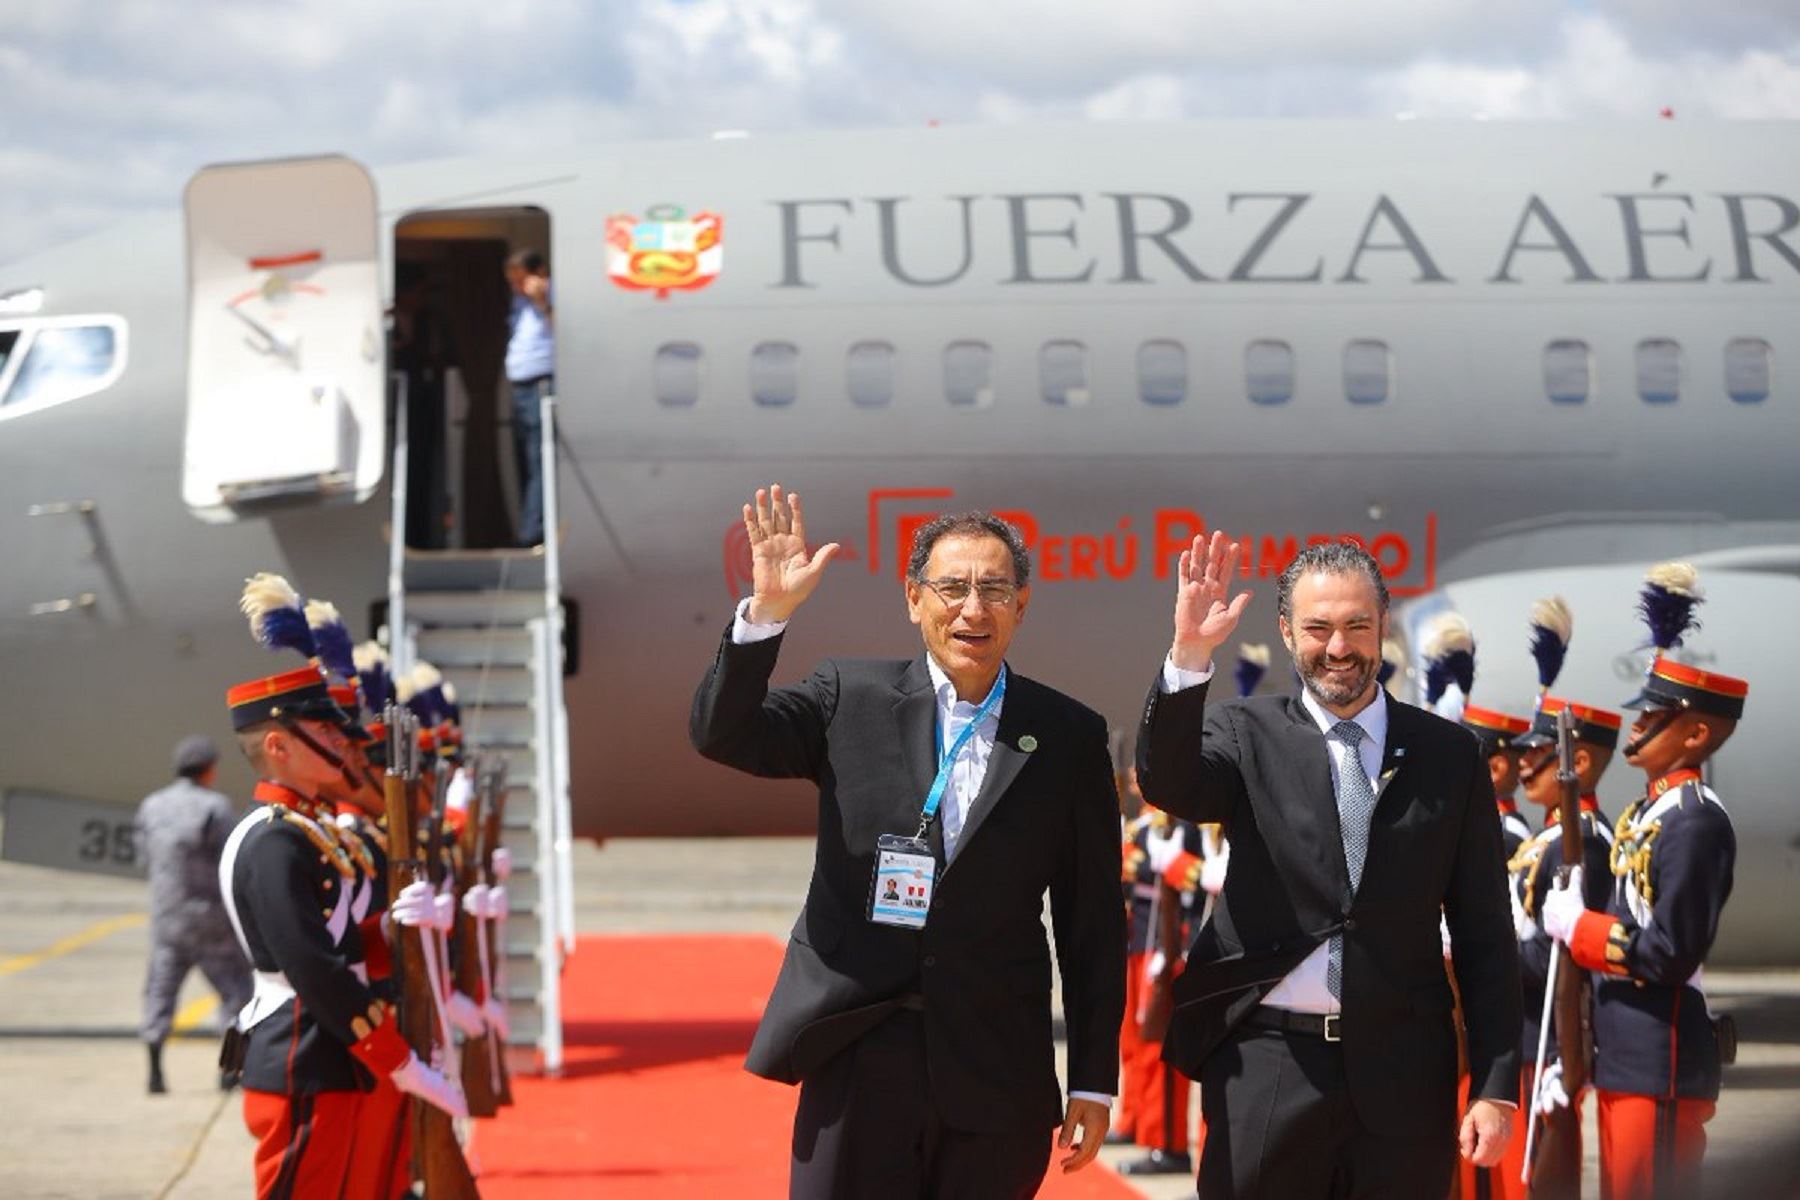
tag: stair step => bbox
[413,626,535,668]
[440,665,534,705]
[404,590,548,626]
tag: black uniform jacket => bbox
[1136,677,1522,1140]
[690,627,1126,1133]
[228,783,403,1094]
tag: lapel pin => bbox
[1018,735,1038,753]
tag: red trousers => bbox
[1119,950,1193,1154]
[345,1073,412,1200]
[243,1088,362,1200]
[1598,1090,1714,1200]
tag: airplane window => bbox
[655,342,702,407]
[1544,340,1590,405]
[847,341,895,407]
[1725,338,1771,405]
[944,341,994,407]
[1246,340,1293,406]
[1040,340,1089,406]
[751,341,799,407]
[1137,340,1185,406]
[3,323,120,411]
[1343,339,1389,405]
[1636,338,1681,404]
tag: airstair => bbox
[384,389,575,1074]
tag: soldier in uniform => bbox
[223,575,465,1198]
[1543,564,1745,1200]
[134,735,253,1094]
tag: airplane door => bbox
[182,155,385,520]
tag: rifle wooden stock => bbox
[1139,879,1180,1043]
[456,769,503,1118]
[386,718,481,1199]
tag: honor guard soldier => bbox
[223,575,465,1198]
[1543,564,1746,1200]
[1420,613,1533,1200]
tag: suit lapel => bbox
[1282,693,1352,900]
[946,677,1032,870]
[891,658,938,849]
[1374,701,1413,811]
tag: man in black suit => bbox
[1136,533,1521,1199]
[691,485,1125,1199]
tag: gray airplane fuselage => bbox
[2,122,1796,960]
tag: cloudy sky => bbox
[3,0,1798,265]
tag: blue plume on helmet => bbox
[1422,613,1476,707]
[407,662,447,726]
[1377,637,1403,688]
[1637,562,1702,652]
[1528,595,1573,703]
[304,600,357,684]
[353,641,393,715]
[240,573,315,658]
[1234,644,1271,699]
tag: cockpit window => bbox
[0,318,127,416]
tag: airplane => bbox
[1,120,1796,966]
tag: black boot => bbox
[1118,1148,1193,1176]
[147,1041,167,1095]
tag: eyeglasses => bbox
[920,577,1020,607]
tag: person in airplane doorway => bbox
[134,734,253,1095]
[223,575,466,1199]
[1136,534,1521,1200]
[690,486,1125,1200]
[504,247,554,548]
[1541,564,1746,1200]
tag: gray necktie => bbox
[1327,719,1376,999]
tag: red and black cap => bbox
[227,665,356,732]
[1461,705,1532,754]
[1515,696,1623,750]
[1623,655,1747,721]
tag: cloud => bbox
[0,0,1796,267]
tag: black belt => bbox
[1245,1006,1342,1043]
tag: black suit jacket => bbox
[691,628,1125,1133]
[1136,677,1521,1140]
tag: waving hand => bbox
[744,485,840,624]
[1170,530,1253,672]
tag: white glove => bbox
[1199,844,1229,896]
[1146,950,1168,980]
[1541,866,1587,944]
[429,886,457,932]
[1511,880,1539,943]
[390,880,436,928]
[1440,914,1454,960]
[390,1051,469,1119]
[446,990,486,1039]
[1534,1059,1572,1115]
[1146,826,1182,874]
[482,994,512,1040]
[486,885,510,920]
[462,882,491,918]
[490,847,513,881]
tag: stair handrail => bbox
[538,388,577,955]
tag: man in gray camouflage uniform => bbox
[134,735,252,1093]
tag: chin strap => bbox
[1622,706,1683,759]
[273,714,359,794]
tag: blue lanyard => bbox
[918,666,1007,835]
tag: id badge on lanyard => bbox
[867,667,1006,931]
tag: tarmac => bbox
[2,837,1797,1199]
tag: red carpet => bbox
[477,934,1139,1198]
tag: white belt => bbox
[236,970,297,1032]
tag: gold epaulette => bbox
[329,821,376,879]
[269,805,355,878]
[1611,797,1663,906]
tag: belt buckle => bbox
[1322,1013,1341,1043]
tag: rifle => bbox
[455,758,503,1116]
[480,762,514,1104]
[1139,877,1181,1043]
[1521,707,1589,1197]
[385,707,481,1199]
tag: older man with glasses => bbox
[691,485,1125,1200]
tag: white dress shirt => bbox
[1159,656,1387,1014]
[735,601,1110,1106]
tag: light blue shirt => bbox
[506,286,555,382]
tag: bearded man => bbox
[1135,536,1521,1200]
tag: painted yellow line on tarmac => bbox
[0,912,147,978]
[172,993,219,1033]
